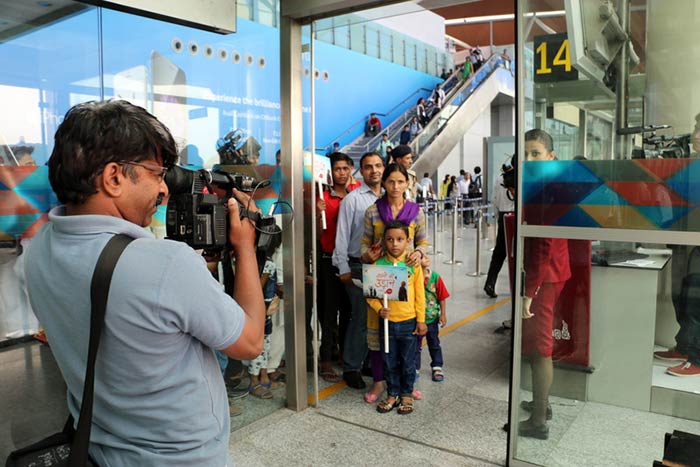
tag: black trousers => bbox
[317,254,351,363]
[485,211,511,289]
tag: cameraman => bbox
[24,100,265,466]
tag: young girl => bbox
[367,221,427,415]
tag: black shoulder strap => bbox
[69,234,134,466]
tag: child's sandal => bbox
[376,397,398,413]
[397,396,414,415]
[432,368,445,382]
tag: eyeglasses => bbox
[119,160,169,182]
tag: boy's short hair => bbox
[384,220,409,237]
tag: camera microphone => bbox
[616,124,671,136]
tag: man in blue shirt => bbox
[24,100,266,466]
[332,151,384,388]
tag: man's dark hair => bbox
[330,152,353,167]
[359,151,382,167]
[384,220,409,237]
[423,172,429,177]
[474,166,481,174]
[381,163,409,184]
[525,129,554,152]
[459,169,465,175]
[392,145,412,160]
[49,100,178,205]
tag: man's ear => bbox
[100,162,125,197]
[548,151,556,160]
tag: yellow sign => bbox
[534,33,578,82]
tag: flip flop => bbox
[432,368,445,382]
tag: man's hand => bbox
[439,313,446,327]
[339,273,353,286]
[413,322,428,336]
[522,296,534,319]
[316,198,326,212]
[227,189,259,254]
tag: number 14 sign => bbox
[534,33,579,83]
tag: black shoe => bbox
[484,284,497,298]
[360,366,373,377]
[518,420,549,440]
[520,400,553,420]
[343,371,366,389]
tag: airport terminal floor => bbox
[3,222,698,466]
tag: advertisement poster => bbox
[362,264,409,302]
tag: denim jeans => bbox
[671,245,700,364]
[215,350,229,376]
[416,321,443,370]
[381,318,417,396]
[343,260,368,372]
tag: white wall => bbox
[436,101,492,184]
[357,6,446,51]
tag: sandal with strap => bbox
[376,396,398,414]
[248,383,273,399]
[432,368,445,382]
[397,396,414,415]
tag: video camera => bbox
[501,153,516,194]
[216,129,262,165]
[164,165,278,254]
[618,125,691,159]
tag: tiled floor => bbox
[3,221,700,466]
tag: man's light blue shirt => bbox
[24,207,244,466]
[332,184,381,275]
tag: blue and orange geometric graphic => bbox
[0,166,58,241]
[523,159,700,231]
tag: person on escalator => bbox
[365,113,382,137]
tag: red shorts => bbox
[522,281,567,357]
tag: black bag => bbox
[6,234,134,467]
[468,174,482,196]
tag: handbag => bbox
[6,234,135,467]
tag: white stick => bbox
[422,184,428,200]
[383,293,389,354]
[317,180,327,230]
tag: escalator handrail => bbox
[409,54,510,158]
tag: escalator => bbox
[337,70,464,164]
[411,54,515,175]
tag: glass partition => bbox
[512,0,700,465]
[0,2,291,455]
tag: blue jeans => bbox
[381,318,417,396]
[416,321,443,370]
[215,350,229,376]
[343,260,368,372]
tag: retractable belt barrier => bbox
[419,197,492,267]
